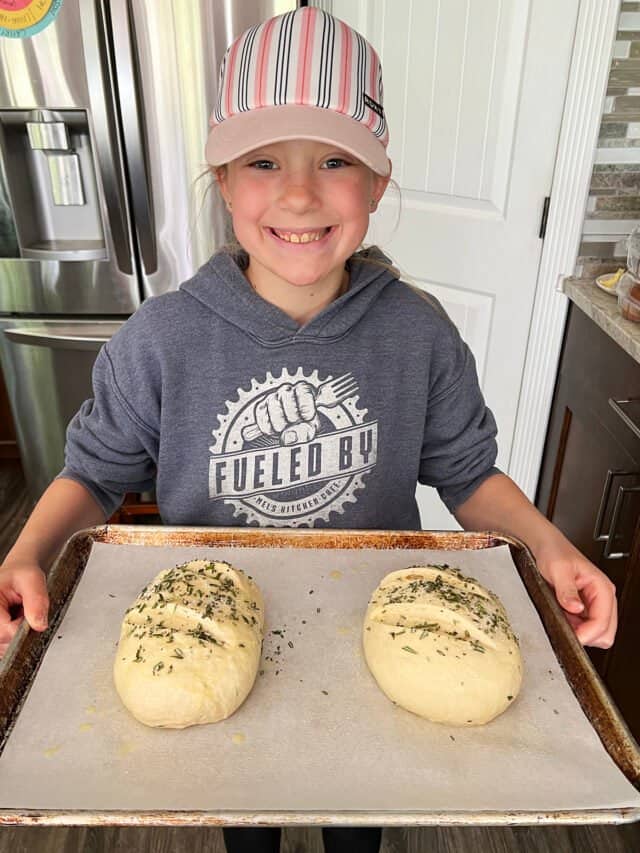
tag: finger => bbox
[280,383,299,423]
[590,590,618,650]
[255,398,272,436]
[0,616,22,647]
[608,592,618,638]
[11,571,49,631]
[281,426,298,446]
[267,389,287,433]
[563,568,616,646]
[563,610,586,632]
[574,581,614,647]
[553,576,585,615]
[296,382,316,421]
[0,629,20,658]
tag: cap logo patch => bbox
[363,93,384,120]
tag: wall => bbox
[577,1,640,277]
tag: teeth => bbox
[272,228,328,243]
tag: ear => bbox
[370,167,391,211]
[214,166,230,205]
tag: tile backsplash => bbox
[576,1,640,278]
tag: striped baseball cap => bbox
[205,6,390,176]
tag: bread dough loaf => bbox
[113,560,264,728]
[363,565,522,726]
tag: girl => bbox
[0,7,616,853]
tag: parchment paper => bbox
[1,541,639,815]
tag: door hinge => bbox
[539,196,551,240]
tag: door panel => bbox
[333,0,580,529]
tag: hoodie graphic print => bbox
[209,365,377,526]
[60,248,500,529]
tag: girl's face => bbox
[216,140,390,294]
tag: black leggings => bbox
[222,826,382,853]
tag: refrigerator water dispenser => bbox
[0,108,106,261]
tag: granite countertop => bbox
[562,276,640,365]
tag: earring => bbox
[370,199,376,210]
[226,201,232,212]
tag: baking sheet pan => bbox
[0,526,639,827]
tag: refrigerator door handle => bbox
[79,1,135,275]
[110,0,158,275]
[5,328,116,352]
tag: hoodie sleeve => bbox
[418,315,501,513]
[57,319,160,518]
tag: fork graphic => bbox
[241,373,359,442]
[314,372,359,407]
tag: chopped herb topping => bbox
[120,560,262,673]
[369,566,517,650]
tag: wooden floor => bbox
[1,461,639,853]
[3,820,640,853]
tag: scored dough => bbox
[113,559,264,728]
[363,565,523,726]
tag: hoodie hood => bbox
[180,245,400,345]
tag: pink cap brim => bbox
[205,104,391,176]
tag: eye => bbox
[322,157,350,169]
[248,159,277,170]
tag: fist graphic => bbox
[240,372,358,447]
[244,382,320,445]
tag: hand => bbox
[280,420,320,446]
[0,561,49,658]
[245,382,320,444]
[534,539,617,648]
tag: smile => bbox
[268,226,334,244]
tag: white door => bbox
[328,0,581,529]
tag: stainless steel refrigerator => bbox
[0,0,295,502]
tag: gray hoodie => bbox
[60,247,500,528]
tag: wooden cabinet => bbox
[536,303,640,739]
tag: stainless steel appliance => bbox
[0,0,294,502]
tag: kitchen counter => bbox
[562,276,640,365]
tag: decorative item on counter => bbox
[617,272,640,323]
[627,225,640,279]
[596,268,625,295]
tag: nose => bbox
[278,171,320,213]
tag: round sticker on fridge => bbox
[0,0,63,39]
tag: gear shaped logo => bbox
[209,368,378,527]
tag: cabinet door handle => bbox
[609,398,640,440]
[593,469,637,542]
[603,484,640,560]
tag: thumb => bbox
[556,581,585,614]
[12,569,49,631]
